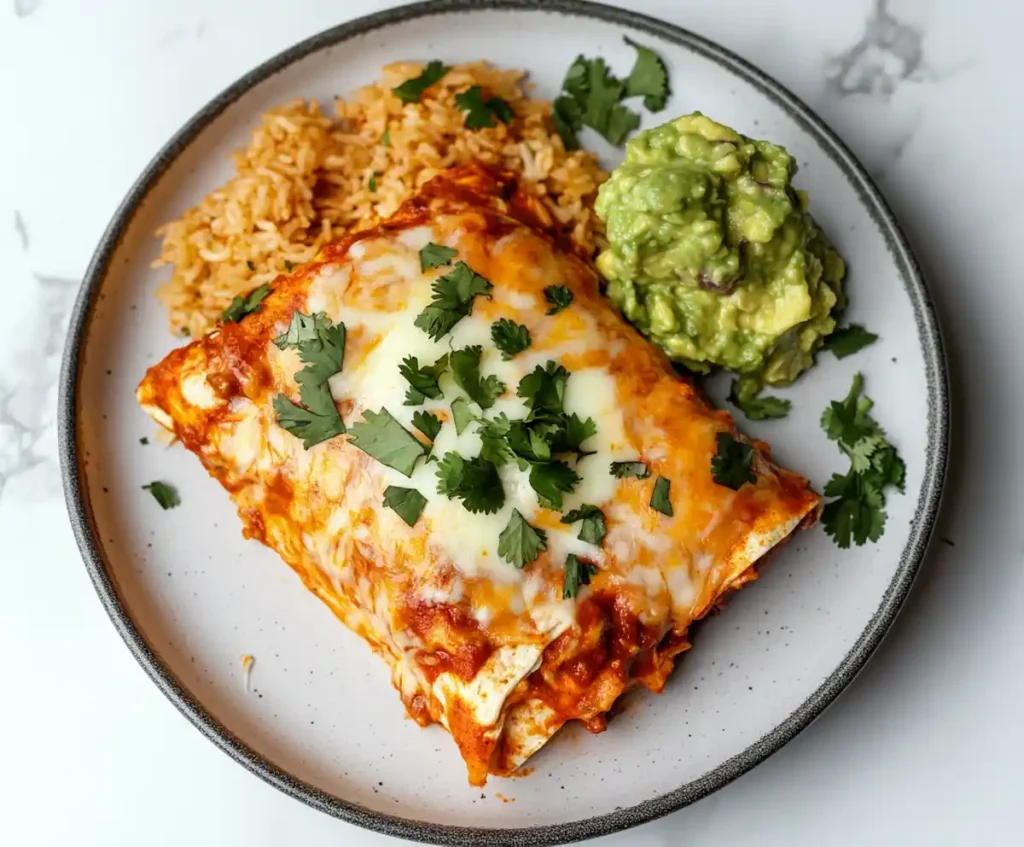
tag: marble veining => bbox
[13,0,42,18]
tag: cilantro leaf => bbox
[604,104,641,146]
[478,414,513,466]
[451,346,505,409]
[551,95,582,150]
[142,481,180,509]
[411,410,442,442]
[454,85,514,129]
[383,486,427,527]
[291,322,346,387]
[490,319,531,360]
[711,432,756,490]
[368,173,377,192]
[391,60,451,104]
[274,310,326,349]
[823,324,879,360]
[562,553,598,599]
[272,393,346,449]
[506,419,554,464]
[400,353,449,405]
[517,361,570,418]
[382,128,390,147]
[451,397,475,435]
[498,509,548,569]
[414,261,493,340]
[610,460,650,479]
[419,242,457,271]
[434,452,505,514]
[728,381,791,421]
[222,284,271,323]
[562,56,590,101]
[544,285,574,315]
[529,460,580,510]
[819,374,905,548]
[650,476,674,516]
[623,36,670,111]
[560,504,606,545]
[348,408,428,477]
[580,57,625,137]
[551,412,597,459]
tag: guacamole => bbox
[594,113,846,399]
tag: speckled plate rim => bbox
[57,1,949,844]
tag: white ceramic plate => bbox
[59,1,948,843]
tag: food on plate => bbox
[594,113,847,411]
[137,164,821,784]
[153,62,607,339]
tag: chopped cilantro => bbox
[273,390,347,449]
[139,437,149,445]
[411,410,442,442]
[604,105,641,145]
[221,284,271,323]
[272,312,347,448]
[434,452,505,514]
[382,486,427,527]
[478,414,513,466]
[562,553,598,599]
[710,432,756,490]
[650,476,673,516]
[498,509,548,569]
[823,324,878,360]
[517,361,570,418]
[284,260,293,271]
[400,353,449,405]
[414,261,493,340]
[820,374,905,548]
[623,36,670,111]
[419,242,457,271]
[454,85,515,129]
[728,381,791,421]
[560,504,606,545]
[550,412,597,459]
[382,128,391,147]
[348,408,428,477]
[529,460,580,510]
[142,481,180,510]
[544,285,574,315]
[506,419,555,464]
[580,57,627,138]
[490,319,531,360]
[368,174,377,192]
[391,60,450,104]
[246,260,255,271]
[451,396,475,435]
[610,460,649,479]
[450,346,506,409]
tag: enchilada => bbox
[137,163,820,786]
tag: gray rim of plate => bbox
[57,0,950,844]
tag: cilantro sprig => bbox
[728,381,791,421]
[710,432,757,490]
[455,85,514,129]
[544,285,574,315]
[392,60,450,104]
[272,311,348,449]
[222,284,271,324]
[820,374,905,548]
[550,39,669,149]
[498,509,548,569]
[414,261,493,340]
[435,452,505,514]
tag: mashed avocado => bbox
[594,113,845,400]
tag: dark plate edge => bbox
[57,1,949,845]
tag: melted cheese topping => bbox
[136,164,820,787]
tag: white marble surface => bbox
[2,0,1020,844]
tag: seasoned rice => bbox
[153,61,608,338]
